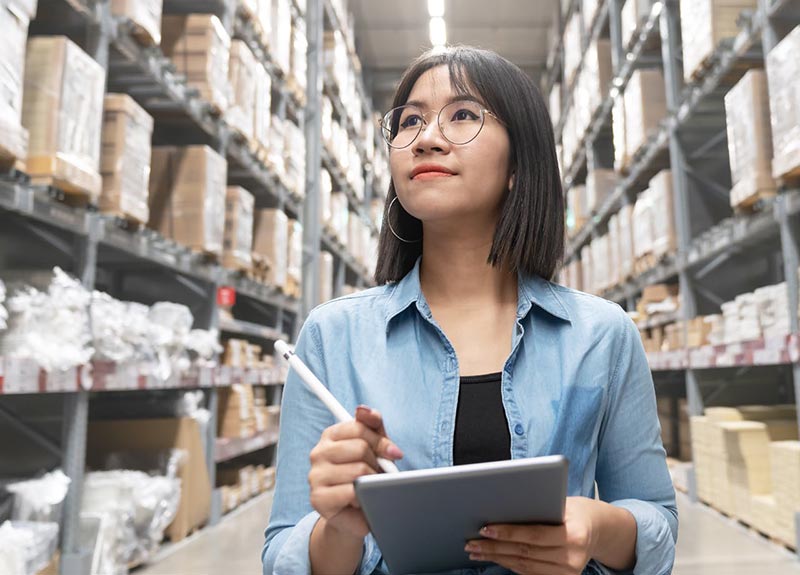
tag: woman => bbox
[263,46,677,575]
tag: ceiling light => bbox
[429,17,447,47]
[428,0,445,17]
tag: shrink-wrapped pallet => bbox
[222,186,255,271]
[148,146,227,255]
[766,26,800,181]
[100,94,154,224]
[22,36,105,198]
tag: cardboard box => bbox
[87,418,211,542]
[612,93,630,171]
[725,69,777,208]
[148,146,227,255]
[111,0,163,45]
[766,25,800,180]
[253,209,289,288]
[649,170,677,258]
[253,62,272,154]
[770,441,800,547]
[319,250,334,303]
[290,19,308,97]
[226,40,257,141]
[161,15,230,112]
[632,188,655,260]
[680,0,758,82]
[687,316,712,347]
[621,0,651,49]
[585,169,616,214]
[642,283,680,304]
[582,38,613,119]
[617,204,635,282]
[549,83,562,128]
[563,12,582,88]
[624,69,666,158]
[218,384,256,439]
[271,0,292,76]
[0,3,32,166]
[22,36,105,198]
[222,186,255,271]
[100,94,154,224]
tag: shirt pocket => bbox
[545,383,605,494]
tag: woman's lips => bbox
[411,172,455,181]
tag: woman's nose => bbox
[414,118,448,154]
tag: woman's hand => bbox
[464,496,600,574]
[308,406,404,539]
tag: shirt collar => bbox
[385,257,572,330]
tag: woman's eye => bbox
[400,115,422,129]
[451,108,479,122]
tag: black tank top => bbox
[453,372,512,465]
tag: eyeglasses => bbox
[379,100,503,149]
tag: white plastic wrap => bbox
[1,268,93,372]
[81,470,180,570]
[5,470,70,523]
[0,520,59,575]
[91,294,151,364]
[148,302,193,380]
[185,329,222,361]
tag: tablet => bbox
[354,455,568,575]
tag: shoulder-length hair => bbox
[374,46,564,284]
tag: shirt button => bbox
[514,423,524,436]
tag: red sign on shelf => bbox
[217,286,237,307]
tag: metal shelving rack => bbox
[0,0,383,572]
[551,0,800,554]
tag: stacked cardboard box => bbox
[632,188,655,266]
[649,170,677,258]
[268,115,285,181]
[549,84,562,129]
[284,120,306,198]
[705,313,725,345]
[253,62,272,157]
[223,339,271,369]
[687,316,713,348]
[330,192,349,246]
[563,12,582,89]
[663,322,686,351]
[637,283,680,319]
[621,0,651,49]
[320,169,333,231]
[100,94,154,224]
[161,15,230,113]
[585,169,616,214]
[616,204,635,283]
[286,219,303,297]
[319,251,334,303]
[271,0,292,76]
[289,19,308,101]
[219,464,276,513]
[678,400,692,461]
[222,186,254,271]
[148,146,227,256]
[624,69,666,159]
[766,25,800,181]
[680,0,758,82]
[253,209,288,289]
[578,38,612,124]
[218,383,256,439]
[226,40,257,141]
[755,282,792,339]
[713,279,796,345]
[690,415,713,502]
[0,0,36,168]
[22,36,105,199]
[582,0,601,31]
[562,106,580,170]
[725,69,777,209]
[770,441,800,547]
[111,0,163,45]
[612,93,630,172]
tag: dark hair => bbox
[374,46,564,284]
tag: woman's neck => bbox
[419,228,518,309]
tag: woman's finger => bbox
[309,460,378,487]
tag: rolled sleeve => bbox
[594,309,678,575]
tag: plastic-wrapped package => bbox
[161,15,230,112]
[0,520,59,575]
[253,209,289,289]
[226,40,257,141]
[222,186,254,271]
[563,12,581,88]
[284,121,306,198]
[271,0,292,76]
[624,69,666,158]
[4,470,70,523]
[766,25,800,180]
[290,19,308,96]
[91,294,149,364]
[184,329,222,361]
[22,36,105,199]
[100,94,153,224]
[1,268,93,372]
[81,470,180,570]
[0,279,7,331]
[633,188,655,261]
[148,146,227,256]
[148,301,193,379]
[110,0,162,46]
[253,62,271,156]
[0,2,33,165]
[649,170,677,258]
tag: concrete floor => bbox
[137,491,800,575]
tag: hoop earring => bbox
[387,197,422,244]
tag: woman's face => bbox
[389,65,512,228]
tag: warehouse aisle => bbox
[136,490,800,575]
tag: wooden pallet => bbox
[774,149,800,186]
[730,170,778,213]
[732,188,777,215]
[27,154,102,201]
[101,210,146,231]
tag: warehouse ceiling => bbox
[349,0,558,112]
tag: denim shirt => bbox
[262,259,678,575]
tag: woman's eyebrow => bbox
[404,94,482,109]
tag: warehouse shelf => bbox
[0,179,95,237]
[322,0,372,116]
[542,0,581,99]
[320,228,373,285]
[219,317,288,342]
[321,146,375,232]
[323,74,372,170]
[647,334,799,372]
[0,358,89,395]
[220,271,300,315]
[602,253,678,302]
[637,309,681,330]
[215,428,280,462]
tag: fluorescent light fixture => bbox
[428,0,445,17]
[429,16,447,46]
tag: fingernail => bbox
[387,445,403,459]
[480,526,495,538]
[464,543,479,552]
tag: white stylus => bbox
[274,340,400,474]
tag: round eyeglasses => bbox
[379,100,503,149]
